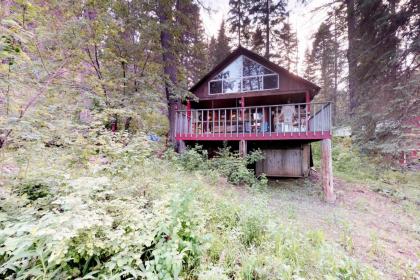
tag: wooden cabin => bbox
[176,47,335,202]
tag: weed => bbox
[339,222,355,255]
[368,233,383,257]
[15,179,51,201]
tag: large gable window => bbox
[209,56,279,95]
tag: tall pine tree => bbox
[275,22,298,72]
[212,20,231,65]
[227,0,251,47]
[248,0,287,58]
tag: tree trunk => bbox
[238,0,242,46]
[157,0,179,145]
[264,0,270,59]
[333,11,338,125]
[346,0,357,116]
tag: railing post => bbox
[196,110,199,138]
[202,110,204,136]
[262,107,265,136]
[269,106,272,136]
[206,109,210,137]
[321,104,324,135]
[312,104,315,133]
[230,109,233,137]
[283,105,286,136]
[276,106,279,136]
[190,110,193,136]
[187,100,191,132]
[218,109,221,136]
[306,91,311,114]
[236,108,239,137]
[248,108,251,135]
[329,102,332,134]
[175,111,178,137]
[224,109,227,136]
[298,104,301,135]
[306,104,308,135]
[212,109,214,136]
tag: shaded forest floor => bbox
[214,174,420,279]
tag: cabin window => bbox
[263,75,278,89]
[208,55,279,95]
[209,80,222,94]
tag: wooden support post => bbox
[305,91,311,114]
[321,138,335,203]
[178,140,186,154]
[239,140,247,157]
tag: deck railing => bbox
[175,102,332,139]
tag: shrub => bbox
[177,145,208,171]
[15,179,52,201]
[175,145,267,189]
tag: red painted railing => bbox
[175,102,332,141]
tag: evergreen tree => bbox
[248,0,287,58]
[303,48,316,82]
[177,1,209,85]
[309,22,344,124]
[213,20,231,65]
[227,0,251,47]
[208,36,218,67]
[275,22,298,71]
[251,27,265,54]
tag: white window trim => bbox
[208,55,279,95]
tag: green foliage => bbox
[177,145,208,171]
[238,208,268,247]
[312,137,420,205]
[175,145,267,189]
[210,147,264,187]
[15,179,52,201]
[0,132,380,279]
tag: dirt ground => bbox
[219,174,420,279]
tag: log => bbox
[321,138,336,203]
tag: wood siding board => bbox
[257,149,303,177]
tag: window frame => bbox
[208,56,279,95]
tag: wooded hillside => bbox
[1,0,418,158]
[0,0,419,279]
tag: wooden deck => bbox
[175,102,332,141]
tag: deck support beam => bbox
[239,140,247,157]
[178,140,186,154]
[321,138,335,203]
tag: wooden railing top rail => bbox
[176,101,332,112]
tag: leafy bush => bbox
[176,145,267,189]
[210,147,265,188]
[177,145,208,171]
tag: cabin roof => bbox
[189,46,321,94]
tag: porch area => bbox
[175,102,332,141]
